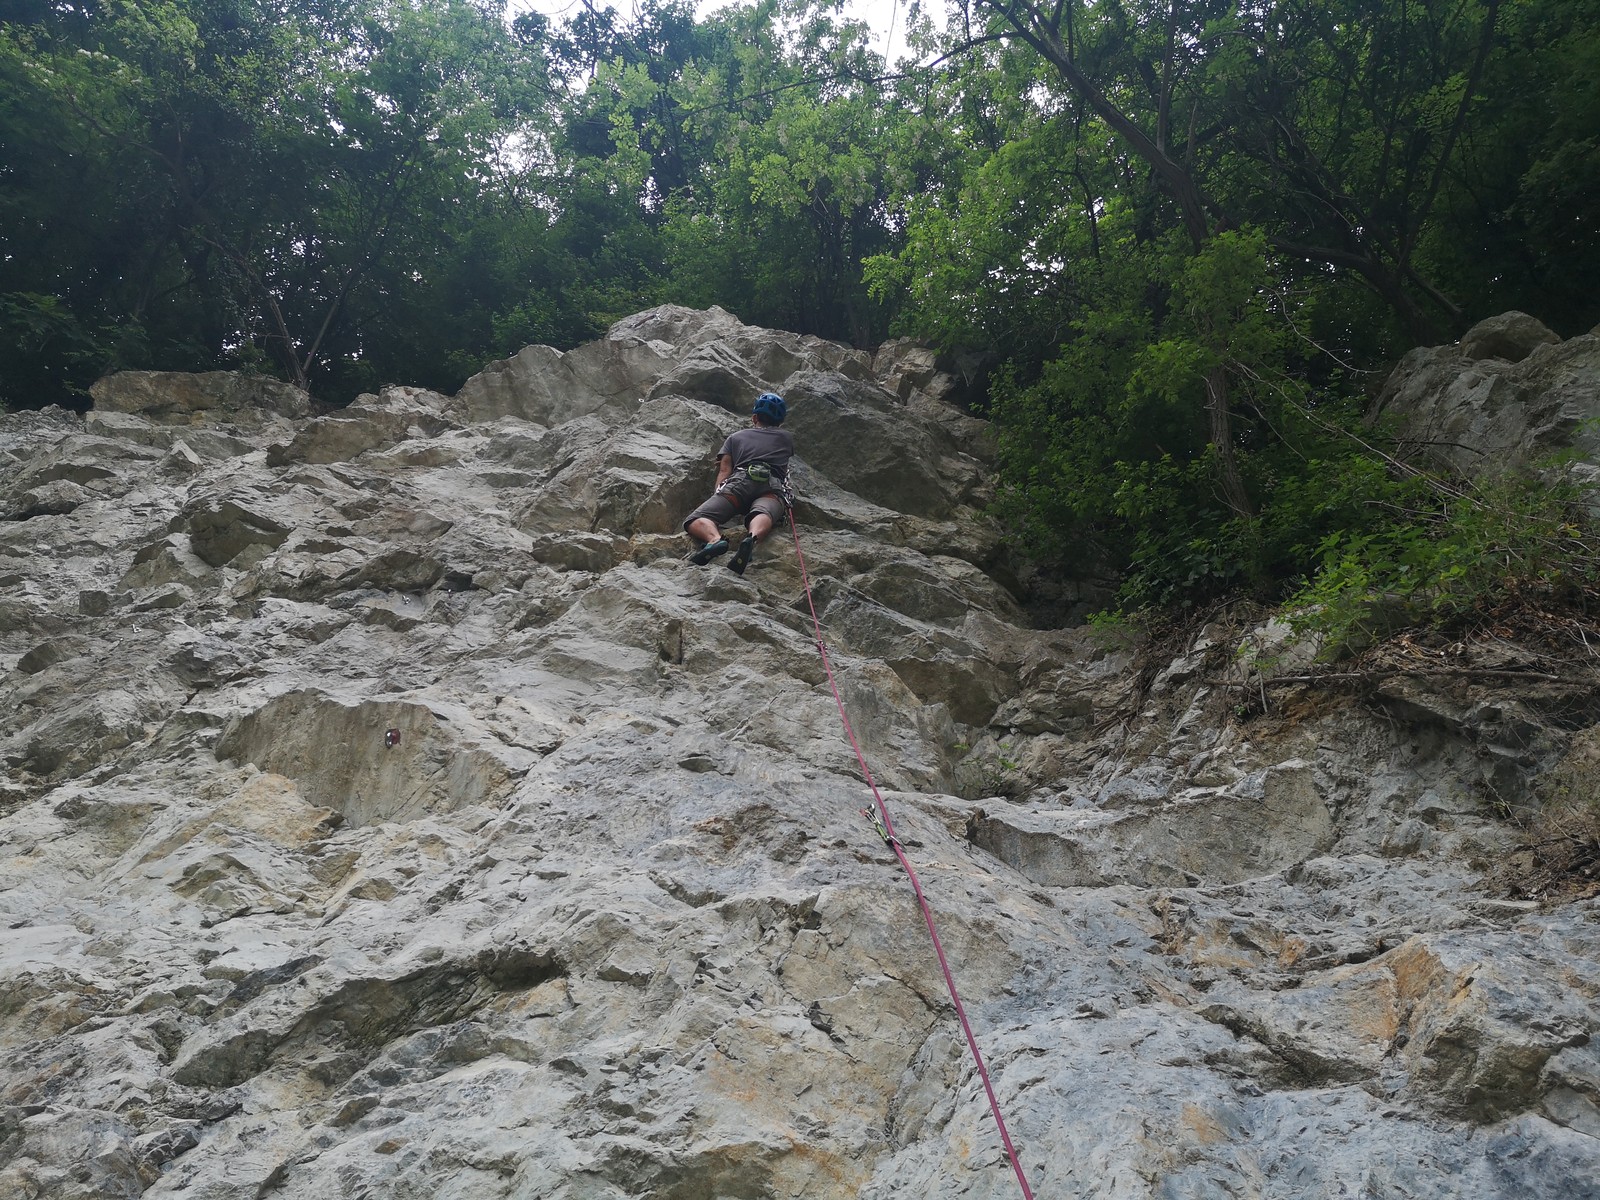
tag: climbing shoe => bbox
[688,538,728,565]
[727,537,756,575]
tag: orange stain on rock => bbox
[1182,1103,1230,1145]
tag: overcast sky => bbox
[505,0,916,65]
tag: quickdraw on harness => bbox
[787,506,1037,1200]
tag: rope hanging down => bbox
[786,514,1037,1200]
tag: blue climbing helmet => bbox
[752,391,786,425]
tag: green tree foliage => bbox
[1423,0,1600,335]
[542,0,920,345]
[1,0,560,406]
[864,40,1096,365]
[964,0,1506,340]
[868,0,1600,609]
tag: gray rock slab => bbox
[3,312,1598,1200]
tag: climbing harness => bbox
[716,463,789,509]
[786,509,1037,1200]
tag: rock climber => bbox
[682,391,794,576]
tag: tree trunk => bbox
[1204,364,1251,519]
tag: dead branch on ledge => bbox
[1243,666,1577,688]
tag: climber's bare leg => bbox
[687,516,722,545]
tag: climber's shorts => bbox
[682,490,788,533]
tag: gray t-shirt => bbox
[718,426,794,477]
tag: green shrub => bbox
[0,292,133,411]
[1287,468,1600,652]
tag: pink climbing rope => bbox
[786,514,1036,1200]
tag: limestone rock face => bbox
[1,308,1597,1199]
[1460,311,1561,363]
[267,386,463,467]
[1370,312,1600,476]
[89,371,311,423]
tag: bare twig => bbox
[1242,666,1575,688]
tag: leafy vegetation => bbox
[1290,467,1600,650]
[3,0,1598,624]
